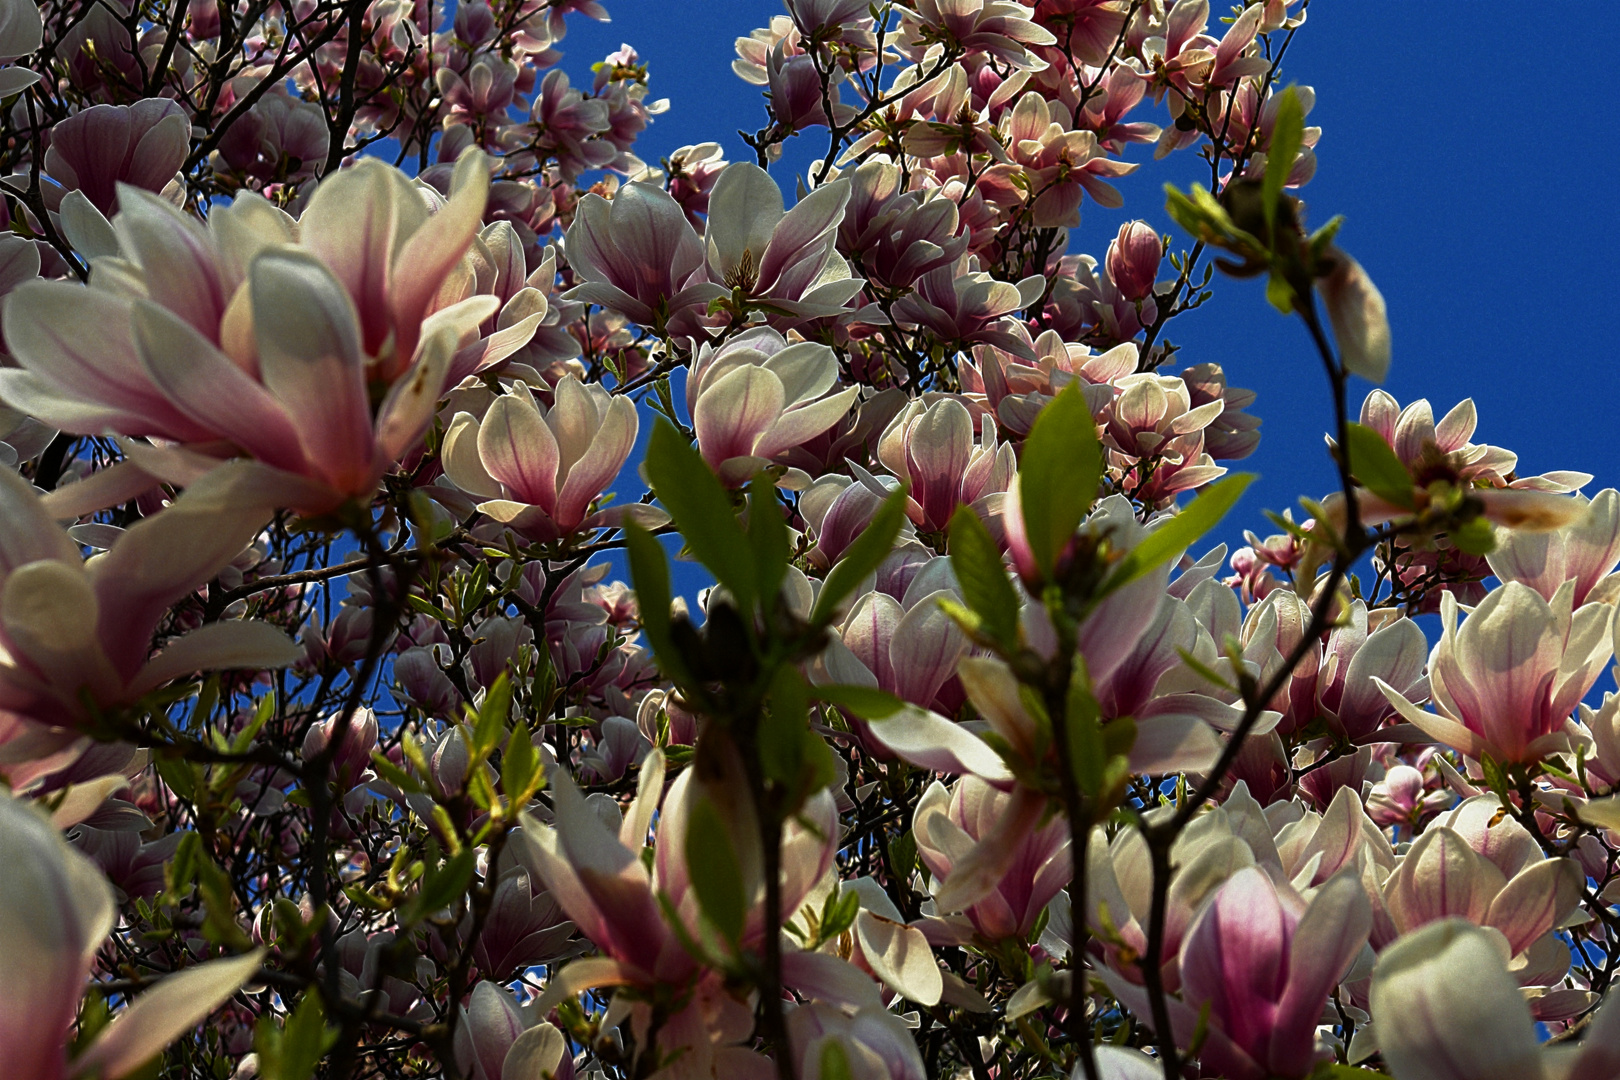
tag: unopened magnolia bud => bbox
[302,709,379,787]
[1106,220,1162,301]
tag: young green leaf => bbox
[685,796,746,946]
[948,506,1020,649]
[746,472,790,613]
[1099,474,1255,599]
[644,419,755,611]
[254,990,338,1080]
[761,664,811,787]
[624,523,697,690]
[472,672,512,758]
[1019,382,1102,580]
[1343,422,1415,510]
[810,485,909,627]
[1262,85,1305,233]
[812,683,906,719]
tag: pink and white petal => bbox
[863,703,1012,784]
[73,951,265,1080]
[88,462,278,680]
[694,364,785,468]
[1128,714,1223,773]
[128,621,302,697]
[251,249,375,494]
[478,393,560,509]
[752,387,860,460]
[1270,873,1371,1077]
[1484,858,1583,957]
[130,300,305,471]
[853,909,941,1006]
[1369,919,1542,1080]
[554,396,637,530]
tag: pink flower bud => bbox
[302,709,379,788]
[1105,220,1162,302]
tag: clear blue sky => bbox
[548,1,1620,597]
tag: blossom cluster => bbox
[0,3,1612,1080]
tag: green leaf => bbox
[255,990,339,1080]
[1099,474,1255,599]
[948,506,1020,649]
[1262,85,1305,233]
[1266,270,1296,314]
[685,796,747,946]
[761,664,811,787]
[501,726,540,802]
[819,1039,856,1080]
[472,672,512,758]
[888,828,917,880]
[1019,382,1102,580]
[812,683,906,720]
[1343,422,1415,510]
[747,472,790,613]
[1064,659,1106,797]
[810,486,909,627]
[624,523,697,690]
[400,847,475,926]
[1449,516,1496,556]
[644,419,755,611]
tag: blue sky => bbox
[546,1,1620,597]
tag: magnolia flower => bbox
[1488,488,1620,607]
[787,1004,926,1080]
[0,0,40,97]
[517,750,836,996]
[686,330,859,486]
[560,180,722,334]
[442,377,652,540]
[1315,602,1428,743]
[1,787,264,1080]
[875,395,1014,533]
[1106,220,1162,301]
[0,464,301,781]
[896,0,1056,70]
[1380,825,1583,957]
[1106,868,1372,1080]
[1370,919,1620,1080]
[837,160,968,293]
[892,260,1045,359]
[45,100,189,215]
[2,153,516,515]
[453,982,573,1080]
[704,163,862,321]
[1317,247,1390,382]
[1002,90,1136,226]
[913,776,1069,942]
[1377,583,1613,765]
[819,567,967,715]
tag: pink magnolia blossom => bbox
[1370,919,1620,1080]
[875,395,1014,533]
[453,982,573,1080]
[704,163,862,321]
[0,787,263,1080]
[896,0,1057,70]
[1380,824,1583,958]
[515,750,836,994]
[1488,488,1620,607]
[45,100,189,215]
[1108,868,1371,1080]
[687,330,858,486]
[560,180,722,334]
[2,154,518,515]
[0,464,300,781]
[1105,220,1162,302]
[912,776,1069,942]
[787,1004,926,1080]
[441,377,651,541]
[1377,583,1613,765]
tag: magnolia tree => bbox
[2,1,1619,1078]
